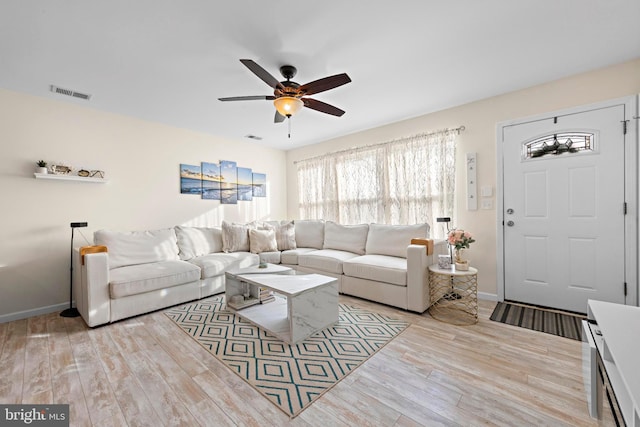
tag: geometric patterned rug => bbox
[165,295,409,418]
[489,301,585,341]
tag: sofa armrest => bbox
[406,239,448,312]
[74,249,111,327]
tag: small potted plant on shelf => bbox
[36,160,48,174]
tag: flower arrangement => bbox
[447,229,475,263]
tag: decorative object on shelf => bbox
[51,164,72,175]
[89,170,105,178]
[77,169,90,177]
[438,254,452,269]
[61,222,88,318]
[455,259,470,271]
[447,228,475,271]
[36,160,48,174]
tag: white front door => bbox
[501,101,633,313]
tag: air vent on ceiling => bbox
[50,85,92,101]
[244,134,263,141]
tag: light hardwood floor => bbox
[0,297,615,426]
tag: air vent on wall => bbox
[50,85,92,101]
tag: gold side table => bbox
[428,265,478,325]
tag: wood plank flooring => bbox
[0,297,615,426]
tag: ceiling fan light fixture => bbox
[273,96,303,117]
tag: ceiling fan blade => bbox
[218,95,276,101]
[274,111,286,123]
[302,98,345,117]
[298,73,351,96]
[240,59,284,90]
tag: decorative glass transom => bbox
[524,132,595,159]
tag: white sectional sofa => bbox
[73,220,446,327]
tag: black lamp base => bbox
[60,307,80,318]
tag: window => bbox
[523,132,595,160]
[296,129,458,237]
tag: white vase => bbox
[455,261,469,271]
[36,167,48,174]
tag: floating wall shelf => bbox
[34,173,109,183]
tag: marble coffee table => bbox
[225,267,338,344]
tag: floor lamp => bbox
[436,217,461,300]
[61,221,87,318]
[436,217,452,261]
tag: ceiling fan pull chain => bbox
[288,117,292,139]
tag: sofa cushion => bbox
[95,228,180,269]
[294,220,324,249]
[188,252,259,279]
[109,260,201,299]
[249,228,278,254]
[174,226,223,260]
[269,221,297,251]
[259,251,281,264]
[323,221,369,255]
[298,249,360,274]
[342,255,407,287]
[221,221,251,252]
[365,223,429,258]
[281,248,318,265]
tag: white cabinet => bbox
[584,300,640,426]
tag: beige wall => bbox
[0,89,287,321]
[286,58,640,297]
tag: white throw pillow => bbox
[323,221,369,255]
[262,221,297,251]
[294,220,325,249]
[174,226,223,260]
[221,221,251,253]
[365,223,429,258]
[94,228,180,269]
[249,228,278,254]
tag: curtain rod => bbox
[294,125,465,164]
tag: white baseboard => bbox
[0,302,69,324]
[478,292,498,301]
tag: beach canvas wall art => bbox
[201,162,222,200]
[252,173,266,197]
[220,160,238,204]
[180,164,202,194]
[237,167,253,201]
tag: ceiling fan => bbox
[219,59,352,126]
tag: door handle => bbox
[506,220,515,227]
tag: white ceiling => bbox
[1,1,639,150]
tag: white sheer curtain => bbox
[296,129,458,238]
